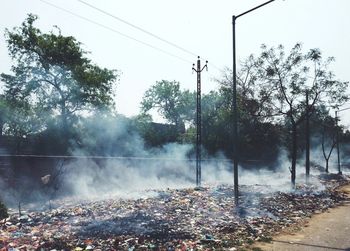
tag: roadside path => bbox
[255,185,350,251]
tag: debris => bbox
[0,174,349,250]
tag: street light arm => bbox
[236,0,276,19]
[232,0,277,204]
[338,107,350,112]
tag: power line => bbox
[76,0,224,73]
[0,154,232,162]
[339,106,350,112]
[208,62,223,72]
[76,0,198,58]
[40,0,225,73]
[38,0,193,64]
[323,103,350,109]
[0,154,270,163]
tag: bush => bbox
[0,199,8,220]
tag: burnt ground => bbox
[0,174,349,250]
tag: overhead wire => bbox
[38,0,193,64]
[77,0,198,58]
[0,154,232,162]
[76,0,224,72]
[0,154,273,164]
[39,0,225,92]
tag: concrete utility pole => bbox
[232,0,276,205]
[192,56,208,187]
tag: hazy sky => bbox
[1,0,349,126]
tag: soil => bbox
[252,185,350,251]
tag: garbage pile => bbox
[0,174,349,250]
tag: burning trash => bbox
[0,174,349,250]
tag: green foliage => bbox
[0,199,8,220]
[212,70,283,161]
[246,43,348,122]
[2,95,46,138]
[139,76,284,161]
[231,43,349,175]
[0,95,9,136]
[141,80,195,128]
[210,43,349,166]
[133,114,178,147]
[201,90,232,155]
[0,14,119,152]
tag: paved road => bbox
[256,185,350,251]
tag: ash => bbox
[0,174,349,250]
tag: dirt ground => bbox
[253,185,350,251]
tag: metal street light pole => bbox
[335,110,341,174]
[335,106,350,174]
[232,0,276,205]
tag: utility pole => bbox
[232,15,239,204]
[192,56,208,187]
[335,106,350,174]
[305,90,310,181]
[232,0,276,205]
[335,110,341,174]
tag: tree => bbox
[215,68,283,163]
[133,114,179,147]
[201,90,231,155]
[242,44,348,186]
[0,90,48,153]
[321,115,338,173]
[141,80,195,133]
[0,95,9,137]
[0,199,8,220]
[1,14,119,152]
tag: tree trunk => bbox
[0,117,3,137]
[61,102,69,154]
[291,121,297,188]
[322,126,336,174]
[0,118,3,147]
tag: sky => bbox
[0,0,350,127]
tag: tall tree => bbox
[1,14,118,152]
[141,80,195,132]
[242,43,348,186]
[215,66,283,163]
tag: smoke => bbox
[64,144,196,200]
[60,146,327,203]
[307,135,350,175]
[340,140,350,173]
[0,114,337,210]
[59,115,233,201]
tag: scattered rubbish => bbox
[0,174,349,250]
